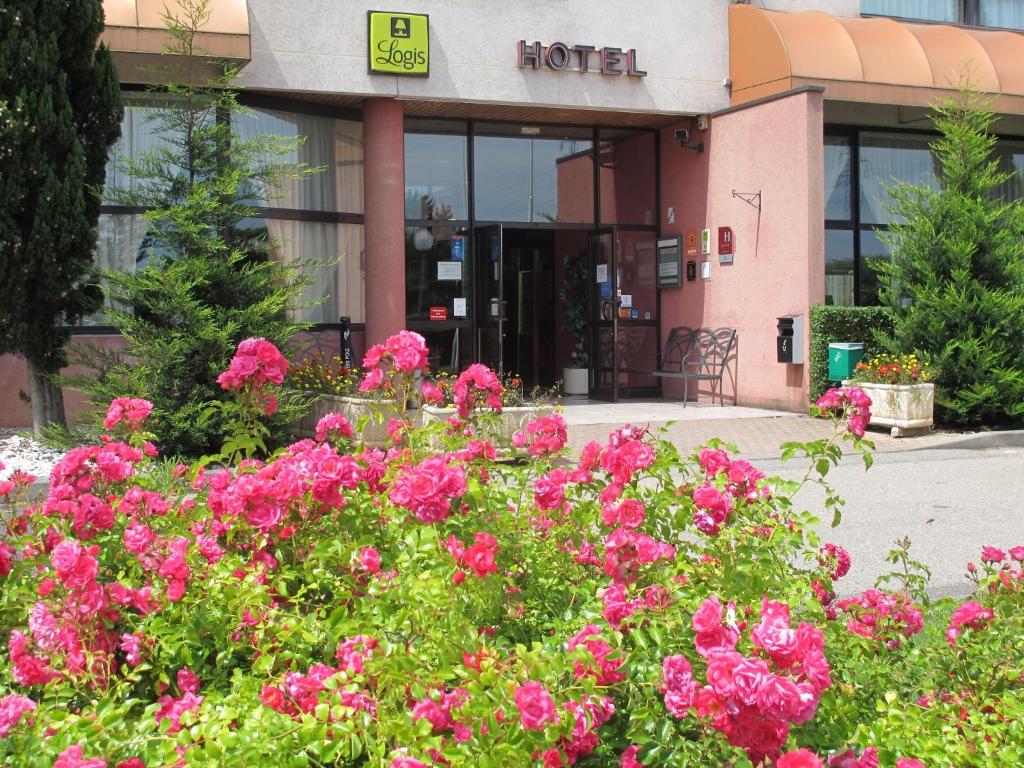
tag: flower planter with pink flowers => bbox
[421,404,555,453]
[293,393,411,448]
[843,380,934,437]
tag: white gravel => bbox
[0,431,66,484]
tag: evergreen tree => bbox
[0,0,122,434]
[875,92,1024,426]
[82,0,317,457]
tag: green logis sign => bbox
[368,11,429,76]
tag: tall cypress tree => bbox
[0,0,122,434]
[875,92,1024,426]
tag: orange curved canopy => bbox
[730,5,1024,113]
[102,0,250,81]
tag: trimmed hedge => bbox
[809,305,894,401]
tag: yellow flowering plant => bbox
[853,353,934,386]
[286,354,361,396]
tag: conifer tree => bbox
[83,0,316,456]
[875,92,1024,426]
[0,0,122,434]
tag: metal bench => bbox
[652,326,737,406]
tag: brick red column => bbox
[363,98,406,346]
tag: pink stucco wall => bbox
[659,89,825,411]
[0,336,129,428]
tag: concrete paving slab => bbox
[558,401,959,461]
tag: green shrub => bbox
[874,92,1024,427]
[808,305,894,401]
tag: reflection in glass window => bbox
[405,226,469,322]
[598,129,656,225]
[859,229,893,306]
[405,127,468,220]
[859,133,937,225]
[824,136,852,221]
[825,229,855,307]
[861,0,957,22]
[473,124,593,223]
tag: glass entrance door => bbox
[588,227,660,401]
[475,225,505,372]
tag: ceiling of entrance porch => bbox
[730,4,1024,115]
[251,90,686,129]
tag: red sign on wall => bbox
[718,226,734,255]
[429,306,448,321]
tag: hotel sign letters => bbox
[517,41,646,77]
[368,11,429,76]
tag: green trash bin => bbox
[828,342,864,382]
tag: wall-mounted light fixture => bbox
[674,128,704,154]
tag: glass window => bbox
[405,225,470,322]
[861,0,958,22]
[232,109,364,213]
[103,97,192,203]
[859,229,893,306]
[473,123,593,223]
[994,140,1024,201]
[405,121,469,221]
[981,0,1024,29]
[598,129,657,225]
[859,132,937,225]
[825,229,855,307]
[825,136,852,221]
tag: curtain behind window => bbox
[981,0,1024,29]
[861,0,958,21]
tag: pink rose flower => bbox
[177,667,200,694]
[51,539,99,590]
[514,680,558,730]
[54,745,107,768]
[620,746,643,768]
[0,694,37,738]
[357,546,381,574]
[692,595,724,634]
[778,749,825,768]
[980,546,1006,562]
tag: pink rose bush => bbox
[103,398,153,433]
[358,330,429,402]
[0,337,1020,766]
[216,337,288,416]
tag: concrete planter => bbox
[562,367,589,396]
[421,404,555,453]
[844,381,934,437]
[293,393,411,448]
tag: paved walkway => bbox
[558,398,996,460]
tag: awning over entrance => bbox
[101,0,250,82]
[729,4,1024,114]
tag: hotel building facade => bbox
[3,0,1024,424]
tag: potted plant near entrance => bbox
[286,353,411,448]
[561,250,590,395]
[844,353,935,437]
[420,370,559,454]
